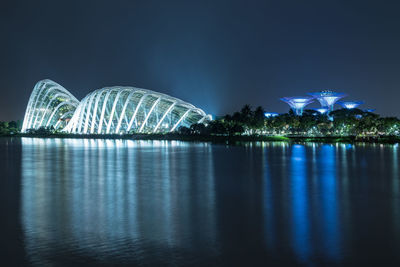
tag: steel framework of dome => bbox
[22,79,212,134]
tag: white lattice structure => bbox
[21,80,79,132]
[22,79,212,134]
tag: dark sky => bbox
[1,0,400,120]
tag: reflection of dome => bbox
[22,80,212,134]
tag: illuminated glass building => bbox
[338,101,364,109]
[280,96,314,116]
[22,79,211,134]
[307,90,346,111]
[21,80,80,132]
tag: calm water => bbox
[0,138,400,266]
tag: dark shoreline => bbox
[2,133,400,144]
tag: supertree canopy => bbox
[280,96,314,116]
[307,90,346,111]
[338,101,364,109]
[22,79,212,134]
[312,107,329,115]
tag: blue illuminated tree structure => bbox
[312,107,329,115]
[338,101,364,109]
[280,96,314,116]
[308,90,346,111]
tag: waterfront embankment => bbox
[3,133,400,144]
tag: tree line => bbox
[0,121,21,135]
[2,106,400,137]
[178,105,400,137]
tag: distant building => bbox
[338,101,364,109]
[308,90,346,111]
[280,96,314,116]
[264,112,279,118]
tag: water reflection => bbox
[21,138,216,265]
[290,145,310,262]
[318,145,339,261]
[17,138,400,265]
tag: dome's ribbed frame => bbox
[22,80,211,134]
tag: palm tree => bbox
[240,104,253,121]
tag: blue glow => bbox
[290,144,311,262]
[345,144,354,150]
[264,112,279,118]
[323,96,342,106]
[262,146,276,250]
[338,101,364,109]
[313,108,329,114]
[280,97,314,115]
[319,145,340,260]
[308,91,346,110]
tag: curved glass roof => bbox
[22,80,211,134]
[21,79,79,132]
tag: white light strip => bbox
[97,90,113,134]
[170,108,191,132]
[126,94,149,133]
[25,82,47,130]
[106,90,126,134]
[76,97,90,133]
[83,93,97,133]
[115,91,136,133]
[139,98,161,132]
[153,102,176,133]
[90,90,104,134]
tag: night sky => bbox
[1,0,400,121]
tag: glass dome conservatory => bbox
[22,80,212,134]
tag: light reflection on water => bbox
[21,138,216,265]
[290,144,310,262]
[17,138,400,266]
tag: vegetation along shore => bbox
[2,105,400,144]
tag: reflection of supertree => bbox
[280,96,314,116]
[307,90,346,111]
[338,101,364,109]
